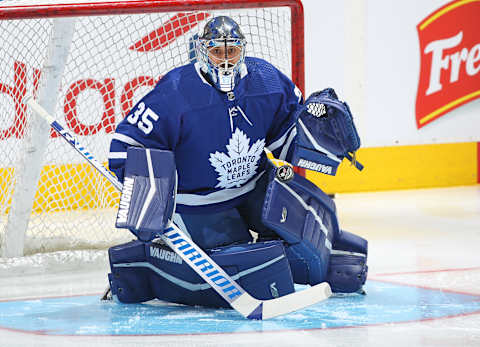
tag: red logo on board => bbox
[129,12,209,52]
[415,0,480,128]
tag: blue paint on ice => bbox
[0,280,479,335]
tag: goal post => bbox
[3,18,76,257]
[0,0,304,259]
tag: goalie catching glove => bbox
[292,88,363,176]
[115,147,177,242]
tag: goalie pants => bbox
[171,174,277,250]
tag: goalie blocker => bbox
[115,147,177,242]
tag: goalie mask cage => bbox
[0,0,304,260]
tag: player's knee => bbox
[285,243,329,285]
[285,230,368,292]
[327,230,368,293]
[327,255,368,293]
[108,240,155,303]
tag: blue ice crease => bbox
[0,280,479,335]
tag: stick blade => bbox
[261,282,332,320]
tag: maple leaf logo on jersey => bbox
[209,128,265,189]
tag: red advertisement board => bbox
[416,0,480,129]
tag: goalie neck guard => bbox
[196,16,246,92]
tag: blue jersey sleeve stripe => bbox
[109,140,127,152]
[108,158,125,166]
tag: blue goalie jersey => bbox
[109,57,302,214]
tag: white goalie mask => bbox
[196,16,246,92]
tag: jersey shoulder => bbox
[243,57,295,96]
[155,63,196,90]
[147,63,214,113]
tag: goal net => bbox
[0,0,304,261]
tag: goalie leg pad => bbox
[327,230,368,293]
[262,166,339,285]
[108,240,295,308]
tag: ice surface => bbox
[0,185,479,346]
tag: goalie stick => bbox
[25,96,332,320]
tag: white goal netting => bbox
[0,0,301,262]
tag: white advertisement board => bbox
[303,0,480,147]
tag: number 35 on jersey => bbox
[126,102,159,135]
